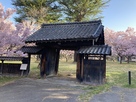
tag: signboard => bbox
[20,64,27,70]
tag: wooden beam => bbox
[37,40,93,50]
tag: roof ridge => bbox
[41,20,101,28]
[25,19,103,43]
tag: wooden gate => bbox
[83,59,105,84]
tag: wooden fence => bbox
[0,63,21,75]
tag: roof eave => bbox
[25,37,96,43]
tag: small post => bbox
[21,70,24,76]
[128,71,131,85]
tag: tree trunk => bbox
[119,56,122,64]
[66,57,68,62]
[127,56,130,64]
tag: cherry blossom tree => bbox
[0,3,32,56]
[105,27,136,63]
[60,50,74,62]
[122,27,136,63]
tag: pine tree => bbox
[12,0,61,24]
[57,0,109,22]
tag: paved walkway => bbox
[0,78,136,102]
[90,86,136,102]
[0,78,85,102]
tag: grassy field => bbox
[106,61,136,87]
[28,58,77,78]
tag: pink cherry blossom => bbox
[0,3,33,56]
[105,27,136,63]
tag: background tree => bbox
[12,0,61,25]
[0,3,32,56]
[12,0,110,23]
[105,27,136,64]
[57,0,109,22]
[60,50,74,62]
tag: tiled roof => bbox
[77,45,111,55]
[20,46,43,54]
[0,56,24,61]
[25,20,103,43]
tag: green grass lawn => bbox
[58,59,76,77]
[106,61,136,88]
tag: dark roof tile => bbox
[77,45,111,55]
[25,20,103,43]
[0,56,24,61]
[20,46,43,54]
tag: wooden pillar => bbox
[40,53,46,78]
[76,54,84,82]
[40,48,62,77]
[76,54,80,80]
[27,54,31,74]
[55,49,60,74]
[99,55,102,84]
[103,55,106,81]
[99,55,106,84]
[81,55,84,81]
[0,60,4,74]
